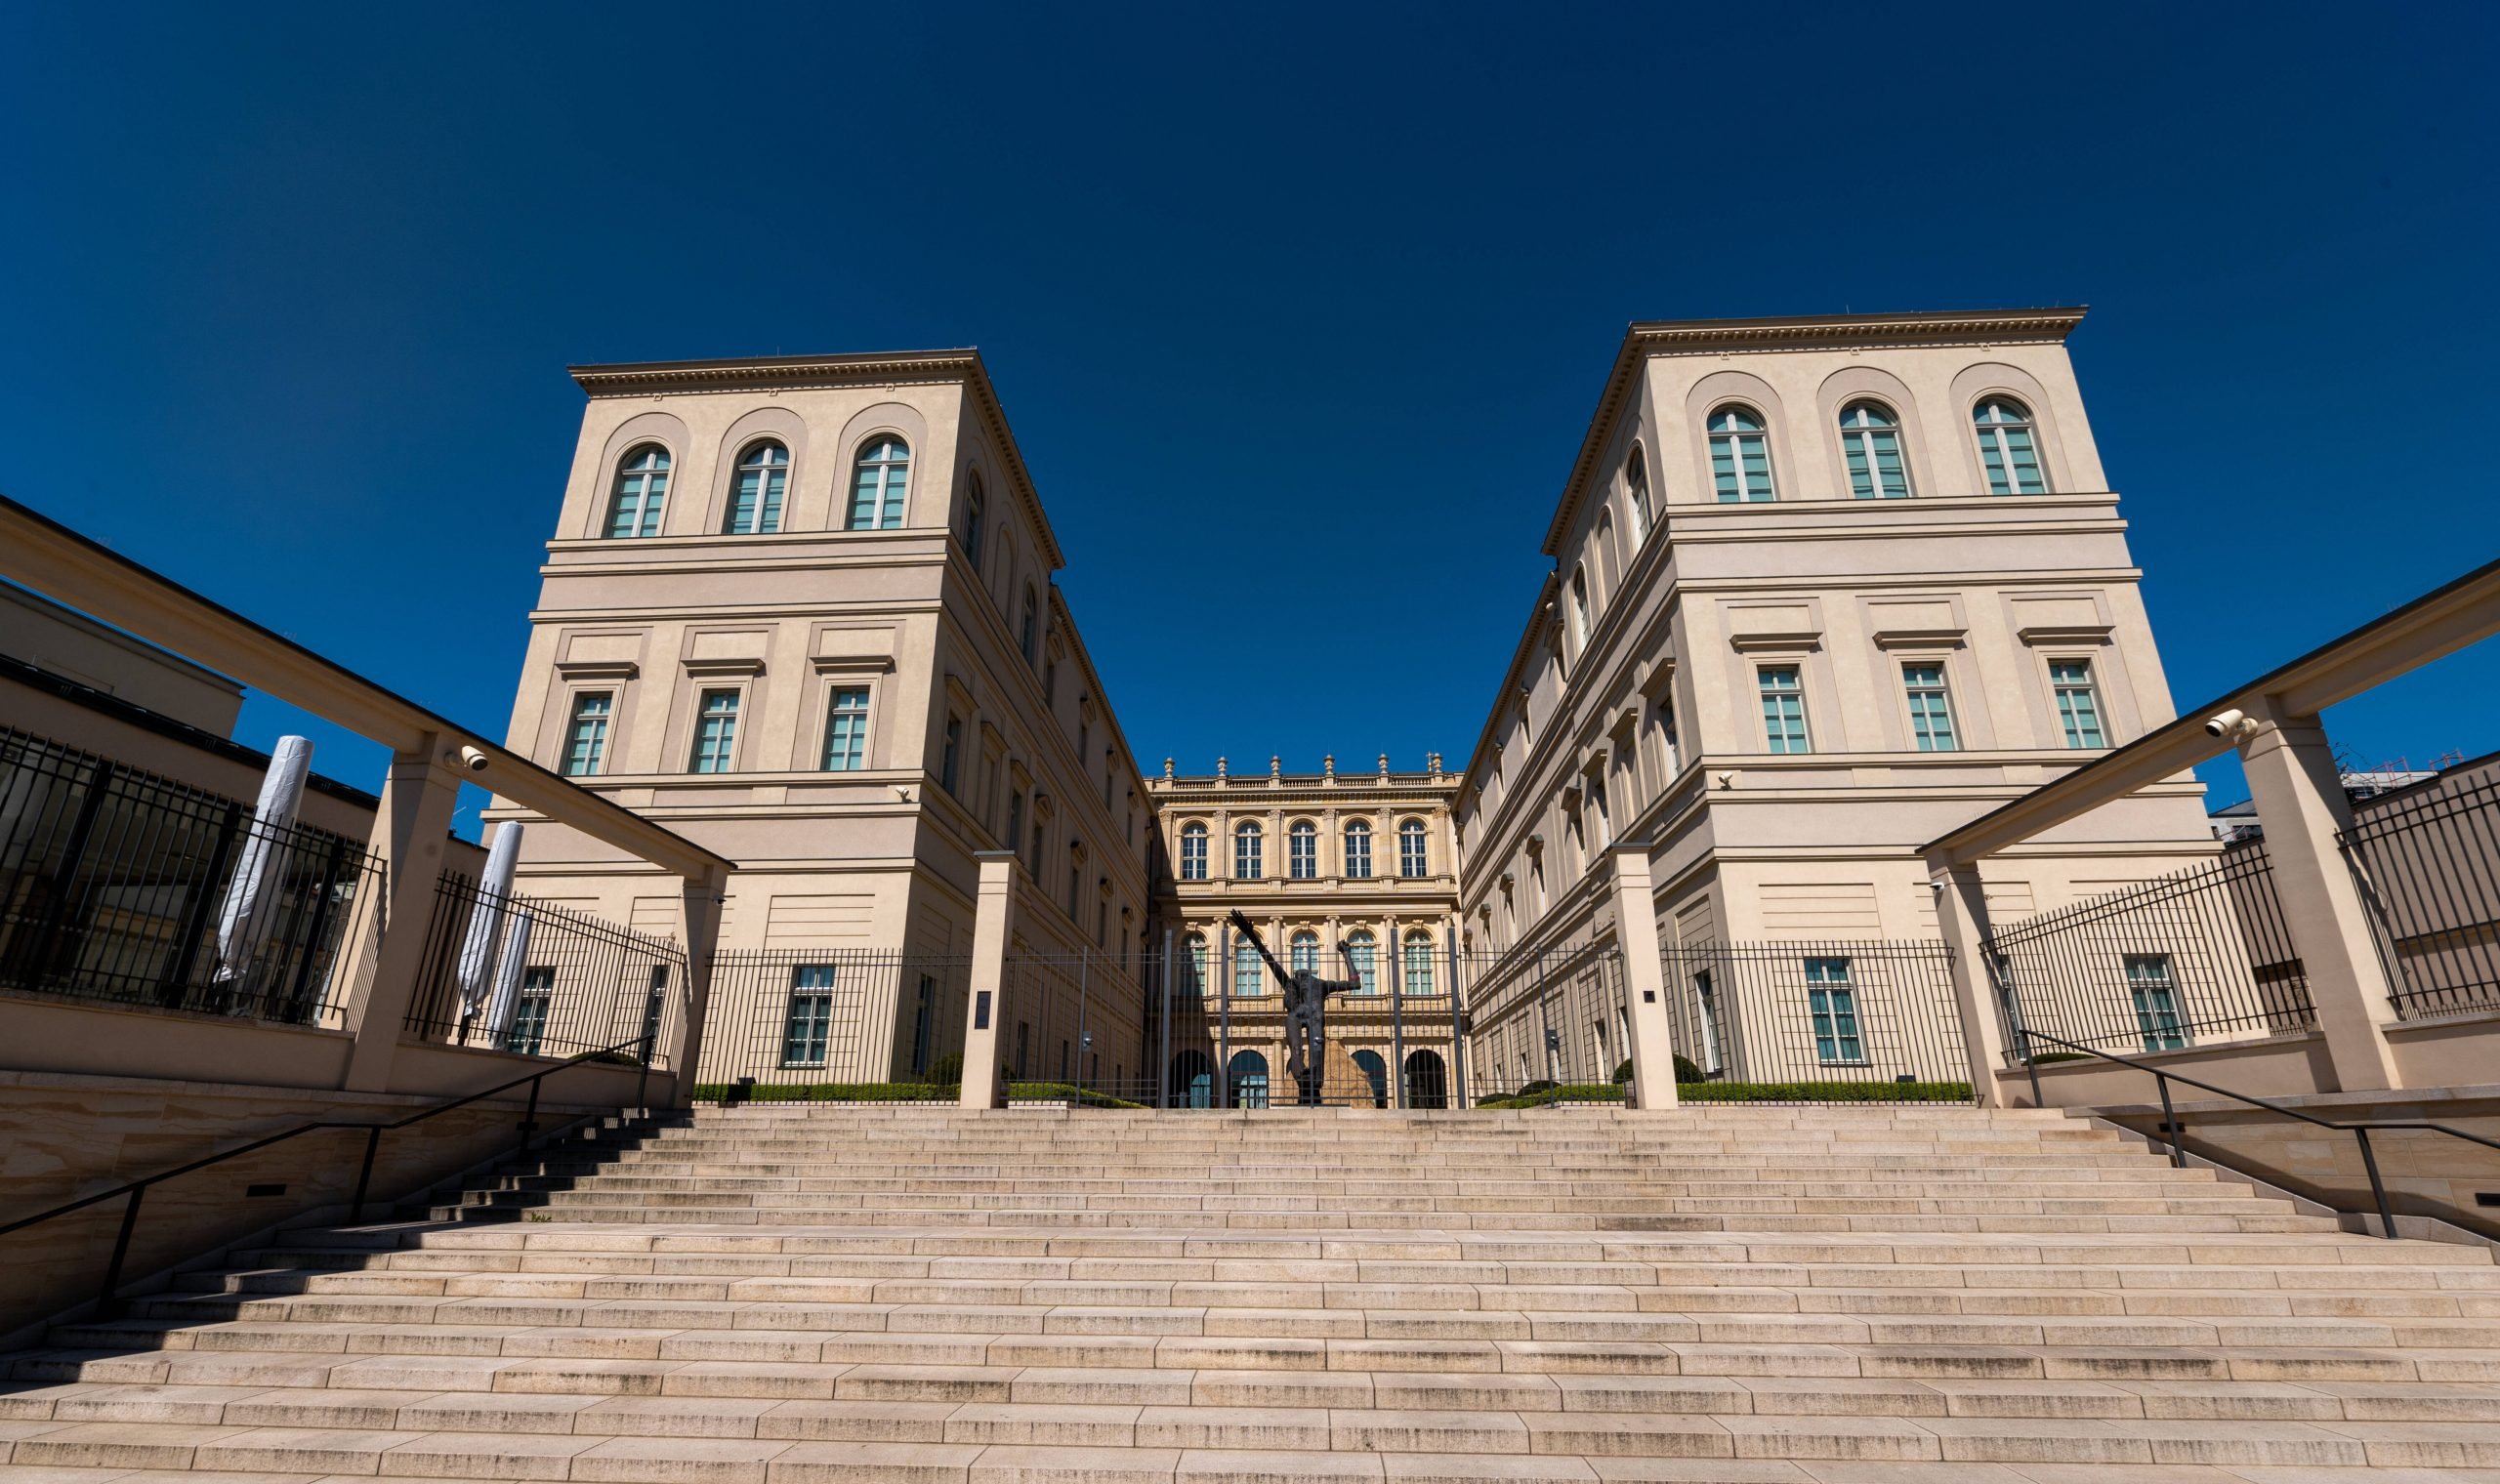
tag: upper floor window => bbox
[847,436,911,530]
[961,472,985,570]
[1346,929,1378,993]
[1065,844,1082,918]
[822,687,870,770]
[725,441,789,534]
[1289,930,1319,972]
[1343,819,1372,879]
[1837,402,1910,500]
[1234,941,1265,998]
[1589,775,1612,847]
[1397,819,1428,878]
[1288,820,1318,879]
[1901,664,1957,751]
[1973,398,2046,495]
[1020,588,1040,666]
[689,688,739,773]
[940,715,964,796]
[2050,660,2106,748]
[1179,822,1208,880]
[1626,446,1652,543]
[1569,566,1593,648]
[1184,932,1207,991]
[606,444,670,538]
[1007,789,1027,861]
[1707,406,1775,503]
[1233,821,1264,880]
[561,692,611,777]
[1759,667,1810,754]
[1401,930,1435,996]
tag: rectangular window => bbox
[940,715,963,795]
[1758,667,1810,754]
[562,692,611,777]
[1901,664,1958,752]
[1027,818,1045,878]
[1657,696,1681,780]
[781,965,835,1066]
[689,689,739,774]
[2051,661,2106,749]
[507,967,554,1055]
[1805,958,1862,1063]
[1007,791,1027,859]
[2127,954,2188,1051]
[1096,896,1106,946]
[822,687,870,771]
[1066,848,1082,919]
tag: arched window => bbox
[1233,942,1265,998]
[724,441,788,533]
[1402,930,1435,997]
[1626,446,1653,543]
[1289,930,1319,972]
[1233,821,1263,880]
[1973,398,2046,495]
[1569,566,1593,649]
[1183,932,1207,993]
[1346,929,1377,994]
[1019,587,1039,665]
[1706,406,1775,503]
[847,436,910,530]
[1351,1049,1389,1108]
[1179,822,1208,880]
[1288,820,1318,879]
[960,471,985,569]
[1343,819,1372,879]
[1228,1048,1270,1108]
[605,444,671,538]
[1837,402,1910,500]
[1398,819,1429,878]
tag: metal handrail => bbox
[0,1033,661,1315]
[2011,1026,2500,1239]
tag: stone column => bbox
[1604,845,1678,1110]
[670,867,728,1108]
[341,737,464,1092]
[2239,701,2404,1092]
[959,851,1019,1108]
[1926,857,2015,1108]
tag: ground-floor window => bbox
[781,965,835,1067]
[2128,953,2188,1051]
[507,967,554,1055]
[1805,957,1863,1064]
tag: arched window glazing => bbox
[606,444,671,537]
[1837,402,1910,499]
[1343,819,1372,879]
[1626,446,1652,542]
[1402,930,1435,996]
[847,436,911,529]
[1346,929,1377,993]
[1397,819,1429,878]
[1707,406,1775,502]
[1289,930,1319,973]
[1973,398,2046,495]
[961,471,985,568]
[1233,821,1263,880]
[1288,820,1318,879]
[1179,822,1208,880]
[725,441,789,533]
[1570,566,1593,647]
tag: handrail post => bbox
[2155,1073,2185,1169]
[98,1184,145,1319]
[519,1074,541,1158]
[349,1125,382,1223]
[636,1029,653,1112]
[2354,1128,2396,1238]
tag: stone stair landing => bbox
[6,1102,2500,1481]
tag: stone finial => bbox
[1269,755,1282,782]
[1322,754,1335,780]
[1162,758,1175,781]
[1216,756,1228,780]
[1428,751,1443,778]
[1377,753,1390,779]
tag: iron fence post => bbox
[1447,943,1468,1109]
[1076,949,1090,1097]
[98,1183,145,1319]
[1156,929,1173,1110]
[349,1125,382,1223]
[160,800,244,1010]
[27,757,115,992]
[636,1028,653,1111]
[1216,922,1232,1110]
[519,1075,541,1159]
[2354,1127,2396,1238]
[2156,1073,2185,1169]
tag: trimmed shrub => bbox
[1478,1083,1626,1110]
[1613,1058,1636,1085]
[923,1051,964,1085]
[1673,1080,1972,1104]
[1671,1054,1704,1084]
[1516,1080,1560,1098]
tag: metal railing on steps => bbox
[2012,1027,2500,1239]
[0,1032,661,1316]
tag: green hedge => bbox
[692,1082,955,1103]
[1477,1083,1627,1110]
[1673,1080,1973,1103]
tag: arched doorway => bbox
[1228,1049,1270,1109]
[1351,1049,1389,1108]
[1169,1050,1213,1108]
[1404,1048,1448,1110]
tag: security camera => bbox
[456,745,491,773]
[2203,709,2245,739]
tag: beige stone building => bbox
[1453,308,2222,1090]
[492,350,1152,1090]
[1144,755,1463,1106]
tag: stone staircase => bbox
[7,1102,2500,1481]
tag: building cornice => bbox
[1539,307,2088,557]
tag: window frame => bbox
[1625,444,1653,544]
[1179,822,1209,881]
[724,439,791,535]
[960,470,986,571]
[820,683,872,771]
[846,434,912,530]
[1343,819,1372,880]
[2048,657,2107,749]
[1804,957,1865,1064]
[1757,666,1811,754]
[2126,953,2188,1051]
[1397,819,1429,878]
[1899,661,1959,752]
[605,443,672,539]
[1836,400,1912,500]
[688,687,743,774]
[1705,404,1776,503]
[1346,929,1377,994]
[1972,397,2048,496]
[561,690,613,778]
[506,966,555,1055]
[1288,820,1318,880]
[1233,821,1264,881]
[781,964,837,1068]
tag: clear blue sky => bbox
[3,2,2493,837]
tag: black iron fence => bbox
[1985,843,2312,1063]
[1660,940,1969,1094]
[1457,940,1627,1103]
[0,727,378,1022]
[1146,935,1468,1109]
[2340,768,2500,1020]
[404,871,688,1067]
[692,948,975,1099]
